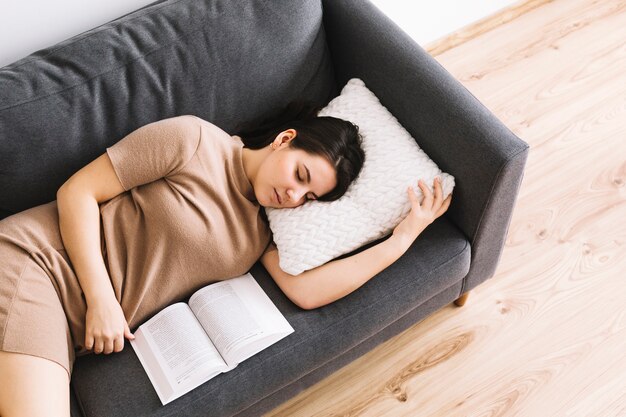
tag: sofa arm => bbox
[322,0,530,293]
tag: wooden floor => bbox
[265,0,626,416]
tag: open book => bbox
[129,273,294,405]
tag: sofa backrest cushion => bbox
[0,0,337,219]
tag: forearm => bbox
[292,235,411,310]
[57,187,117,305]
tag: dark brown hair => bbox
[232,100,365,202]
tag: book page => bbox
[130,303,228,405]
[189,273,294,367]
[188,279,263,367]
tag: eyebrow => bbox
[303,164,319,199]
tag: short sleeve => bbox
[106,115,202,191]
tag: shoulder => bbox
[177,115,240,145]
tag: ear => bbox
[274,129,297,148]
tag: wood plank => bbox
[424,0,553,56]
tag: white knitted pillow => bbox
[264,78,455,275]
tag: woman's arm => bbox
[261,177,452,310]
[261,235,409,310]
[56,152,135,354]
[57,187,135,354]
[56,152,126,304]
[56,188,117,304]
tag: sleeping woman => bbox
[0,101,451,417]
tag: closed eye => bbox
[296,169,314,202]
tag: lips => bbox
[274,188,282,204]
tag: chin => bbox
[260,196,275,209]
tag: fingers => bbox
[113,335,125,353]
[98,334,120,354]
[92,335,109,354]
[109,323,135,354]
[88,332,128,354]
[418,178,440,210]
[125,322,135,340]
[85,333,94,351]
[433,177,442,205]
[104,338,115,355]
[85,331,106,354]
[410,177,450,216]
[94,338,104,354]
[407,185,415,200]
[123,322,135,353]
[435,194,452,218]
[417,180,430,208]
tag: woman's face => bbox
[255,130,337,208]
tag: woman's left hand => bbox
[391,177,452,252]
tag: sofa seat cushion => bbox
[71,216,470,417]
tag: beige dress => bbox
[0,115,272,379]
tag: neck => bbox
[241,146,270,188]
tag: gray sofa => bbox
[0,0,529,416]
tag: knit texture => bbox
[265,79,455,275]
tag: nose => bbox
[286,188,305,203]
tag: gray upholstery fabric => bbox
[0,0,528,416]
[0,0,336,219]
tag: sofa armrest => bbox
[322,0,530,292]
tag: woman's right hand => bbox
[391,177,452,252]
[85,295,135,354]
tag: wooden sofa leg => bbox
[454,291,470,307]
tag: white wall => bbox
[0,0,518,68]
[0,0,155,67]
[369,0,518,46]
